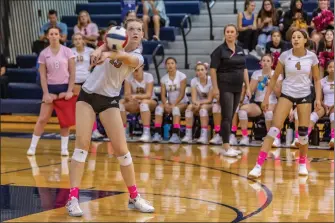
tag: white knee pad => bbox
[172,106,181,116]
[117,152,133,166]
[330,112,334,122]
[235,106,240,113]
[155,105,163,116]
[199,108,208,117]
[264,111,273,121]
[294,109,298,120]
[310,112,319,123]
[119,103,125,112]
[185,109,193,118]
[72,148,88,163]
[212,104,221,113]
[140,103,149,112]
[267,127,280,139]
[238,110,248,120]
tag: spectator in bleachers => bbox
[142,0,170,41]
[311,0,334,33]
[0,53,8,98]
[318,29,334,76]
[27,27,75,156]
[253,0,279,58]
[152,57,189,143]
[237,0,258,55]
[74,11,99,48]
[181,62,213,144]
[121,0,139,22]
[97,21,118,47]
[280,0,308,41]
[238,54,283,147]
[121,10,138,27]
[39,10,67,43]
[71,33,94,95]
[119,65,157,142]
[311,30,322,52]
[265,30,288,55]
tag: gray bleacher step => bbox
[175,27,224,41]
[164,47,217,55]
[192,14,240,27]
[199,1,263,14]
[167,40,222,50]
[149,54,211,69]
[148,68,197,83]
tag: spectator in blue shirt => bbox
[39,10,68,43]
[121,0,139,22]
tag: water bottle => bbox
[257,76,268,91]
[285,126,294,146]
[310,125,320,146]
[163,124,171,140]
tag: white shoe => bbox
[272,138,281,147]
[210,134,223,145]
[291,138,299,148]
[152,133,162,142]
[66,197,83,217]
[298,164,308,176]
[128,194,155,213]
[248,164,262,178]
[61,149,69,156]
[139,133,151,142]
[197,135,208,145]
[181,135,193,143]
[233,148,242,155]
[27,147,36,156]
[91,130,104,139]
[329,138,334,148]
[239,136,250,146]
[220,148,239,157]
[229,134,238,145]
[169,133,181,144]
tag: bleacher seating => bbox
[16,55,37,68]
[6,68,37,83]
[8,83,42,100]
[0,99,41,114]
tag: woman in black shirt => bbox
[210,24,251,157]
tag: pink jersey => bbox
[38,45,75,84]
[74,23,99,38]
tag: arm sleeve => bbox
[190,78,197,88]
[278,51,287,64]
[311,52,319,66]
[146,73,154,83]
[210,47,221,69]
[251,71,260,80]
[38,51,46,64]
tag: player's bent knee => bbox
[172,106,181,116]
[212,104,221,113]
[140,103,149,112]
[267,127,280,139]
[199,108,208,117]
[185,109,193,118]
[119,103,125,112]
[155,105,163,116]
[72,148,88,163]
[298,126,309,145]
[264,111,273,121]
[238,110,248,120]
[117,152,133,166]
[310,112,319,123]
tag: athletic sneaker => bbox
[272,138,281,147]
[239,136,250,146]
[228,134,238,145]
[152,133,162,142]
[248,164,262,178]
[66,197,83,217]
[139,132,151,143]
[329,138,334,148]
[128,194,155,213]
[219,148,239,157]
[210,134,223,145]
[169,133,181,144]
[197,134,208,145]
[298,164,308,176]
[91,130,104,139]
[27,147,36,156]
[181,135,193,143]
[61,149,69,156]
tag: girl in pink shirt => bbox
[27,27,76,156]
[74,11,99,47]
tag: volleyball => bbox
[106,26,128,51]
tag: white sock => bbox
[61,136,69,151]
[29,135,41,149]
[201,128,208,138]
[143,126,150,134]
[186,128,192,137]
[61,157,69,175]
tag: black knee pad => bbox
[298,126,308,136]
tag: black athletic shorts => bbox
[280,93,313,105]
[75,82,84,86]
[77,89,120,114]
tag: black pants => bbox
[219,90,241,144]
[0,75,8,98]
[238,29,258,51]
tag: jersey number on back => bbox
[295,62,301,70]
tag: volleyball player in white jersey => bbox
[66,19,154,216]
[181,62,213,144]
[238,54,283,147]
[248,29,321,178]
[152,57,189,143]
[119,65,157,142]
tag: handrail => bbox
[152,44,165,85]
[180,14,192,69]
[205,0,216,40]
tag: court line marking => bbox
[1,162,62,174]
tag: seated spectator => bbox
[121,0,139,21]
[265,30,288,55]
[39,10,67,43]
[311,30,322,52]
[0,53,8,98]
[142,0,170,41]
[252,0,279,58]
[121,10,138,26]
[280,0,308,41]
[74,11,99,48]
[311,0,334,34]
[237,0,258,55]
[97,21,117,48]
[318,29,334,76]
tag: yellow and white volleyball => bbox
[106,26,128,51]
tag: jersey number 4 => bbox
[295,62,301,70]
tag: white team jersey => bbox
[125,72,156,99]
[190,76,212,101]
[279,49,319,98]
[321,76,334,107]
[72,47,94,83]
[251,70,283,104]
[83,48,143,97]
[161,70,189,104]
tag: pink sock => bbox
[92,122,97,131]
[295,131,299,139]
[241,129,248,137]
[173,124,180,129]
[331,129,334,138]
[308,127,312,136]
[154,123,162,128]
[276,133,281,139]
[214,125,221,133]
[124,124,127,129]
[186,126,192,129]
[143,125,150,128]
[231,125,238,132]
[201,126,208,129]
[68,187,79,200]
[256,151,268,166]
[128,185,138,199]
[299,155,307,164]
